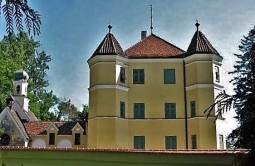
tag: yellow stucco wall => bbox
[87,54,222,149]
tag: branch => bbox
[204,90,235,121]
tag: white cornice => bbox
[184,54,223,65]
[89,84,129,92]
[88,55,184,65]
[186,84,224,91]
[185,61,211,67]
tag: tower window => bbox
[49,133,55,145]
[165,136,177,149]
[191,135,197,149]
[133,69,144,84]
[164,69,175,84]
[219,134,224,149]
[134,136,145,149]
[190,101,196,117]
[120,101,125,118]
[16,85,21,93]
[215,66,220,83]
[165,103,176,119]
[75,133,81,145]
[134,103,145,119]
[120,67,126,83]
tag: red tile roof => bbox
[186,30,220,56]
[125,34,185,58]
[24,121,86,135]
[0,146,249,154]
[90,32,125,58]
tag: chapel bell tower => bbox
[12,70,30,112]
[13,70,29,97]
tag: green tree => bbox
[0,32,59,120]
[205,27,255,165]
[1,0,41,35]
[76,104,89,122]
[57,99,79,121]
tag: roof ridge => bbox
[152,34,185,52]
[125,33,185,58]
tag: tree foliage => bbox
[76,104,89,122]
[0,0,41,35]
[205,27,255,165]
[56,99,79,121]
[0,32,59,120]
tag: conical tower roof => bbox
[90,25,125,59]
[186,22,220,56]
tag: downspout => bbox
[183,59,188,149]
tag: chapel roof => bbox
[24,121,86,135]
[90,25,125,59]
[125,34,185,58]
[186,21,220,56]
[8,108,30,140]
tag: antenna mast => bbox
[150,4,153,34]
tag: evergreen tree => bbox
[205,27,255,165]
[1,0,41,35]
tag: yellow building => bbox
[87,22,225,149]
[0,22,225,151]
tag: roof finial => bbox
[195,19,200,31]
[108,23,112,33]
[150,4,153,34]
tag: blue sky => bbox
[0,0,254,112]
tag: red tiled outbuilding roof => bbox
[24,121,86,135]
[125,34,185,58]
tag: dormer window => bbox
[120,67,126,83]
[75,133,81,145]
[215,66,220,83]
[49,133,55,145]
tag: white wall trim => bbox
[185,60,212,67]
[186,84,224,91]
[88,55,184,64]
[89,84,129,92]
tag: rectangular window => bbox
[49,133,55,145]
[190,101,196,117]
[120,101,125,118]
[134,103,145,119]
[133,69,144,84]
[164,69,175,84]
[215,66,220,83]
[191,135,197,149]
[219,134,224,149]
[165,103,176,119]
[120,67,126,83]
[134,136,145,149]
[75,133,81,145]
[165,136,177,149]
